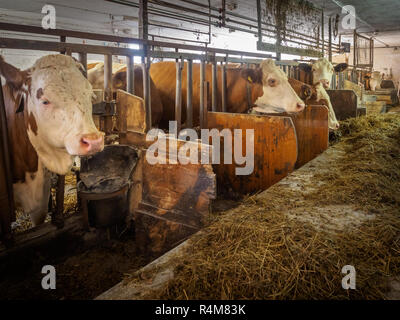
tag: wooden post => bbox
[199,60,206,129]
[175,59,183,133]
[126,55,135,95]
[186,59,193,128]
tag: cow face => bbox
[0,54,104,175]
[242,59,305,114]
[300,58,348,89]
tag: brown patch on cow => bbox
[28,112,38,135]
[36,88,43,99]
[3,85,38,183]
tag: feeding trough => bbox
[78,145,139,229]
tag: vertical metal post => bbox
[126,55,135,95]
[78,52,87,78]
[175,59,183,133]
[0,77,14,246]
[139,0,148,43]
[212,57,217,112]
[203,81,209,129]
[103,54,113,134]
[143,58,151,130]
[256,0,262,44]
[221,59,227,112]
[199,60,206,129]
[328,16,332,62]
[353,30,357,68]
[321,10,325,56]
[186,59,193,128]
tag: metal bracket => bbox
[92,101,116,116]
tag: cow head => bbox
[299,58,348,89]
[242,59,305,114]
[0,54,104,175]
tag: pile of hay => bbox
[14,171,78,232]
[132,113,400,299]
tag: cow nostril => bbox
[297,103,305,110]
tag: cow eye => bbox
[41,100,50,106]
[268,79,277,87]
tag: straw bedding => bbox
[131,113,400,299]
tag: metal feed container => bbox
[77,145,138,229]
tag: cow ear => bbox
[241,68,262,84]
[334,63,348,73]
[298,63,312,73]
[0,55,28,90]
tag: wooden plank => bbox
[125,133,216,255]
[207,112,297,194]
[326,90,358,121]
[116,90,146,133]
[290,105,329,168]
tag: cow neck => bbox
[25,94,74,176]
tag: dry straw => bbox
[133,113,400,299]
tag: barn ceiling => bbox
[0,0,399,47]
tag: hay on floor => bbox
[127,113,400,299]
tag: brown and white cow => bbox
[0,54,104,226]
[87,62,163,127]
[364,71,382,91]
[297,58,348,130]
[148,59,305,127]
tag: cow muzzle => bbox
[320,79,330,89]
[79,132,104,155]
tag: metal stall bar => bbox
[143,58,151,130]
[186,59,193,128]
[78,52,87,77]
[0,77,15,247]
[175,58,183,133]
[126,55,135,95]
[212,57,218,112]
[221,58,227,113]
[199,60,206,129]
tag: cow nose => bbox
[335,123,340,130]
[79,133,104,155]
[296,102,305,112]
[320,79,330,88]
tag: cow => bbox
[87,62,163,127]
[145,59,305,127]
[364,71,382,91]
[297,58,349,130]
[0,54,104,226]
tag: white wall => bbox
[373,47,400,84]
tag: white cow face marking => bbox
[312,58,335,89]
[252,59,305,114]
[26,55,104,175]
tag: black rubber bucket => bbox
[78,145,138,228]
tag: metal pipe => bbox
[143,59,152,130]
[212,59,218,112]
[329,16,332,62]
[199,60,205,129]
[78,52,87,77]
[221,60,227,112]
[321,11,325,56]
[0,22,274,60]
[0,76,15,245]
[104,54,113,102]
[186,59,193,128]
[256,0,262,44]
[126,55,135,95]
[175,59,183,133]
